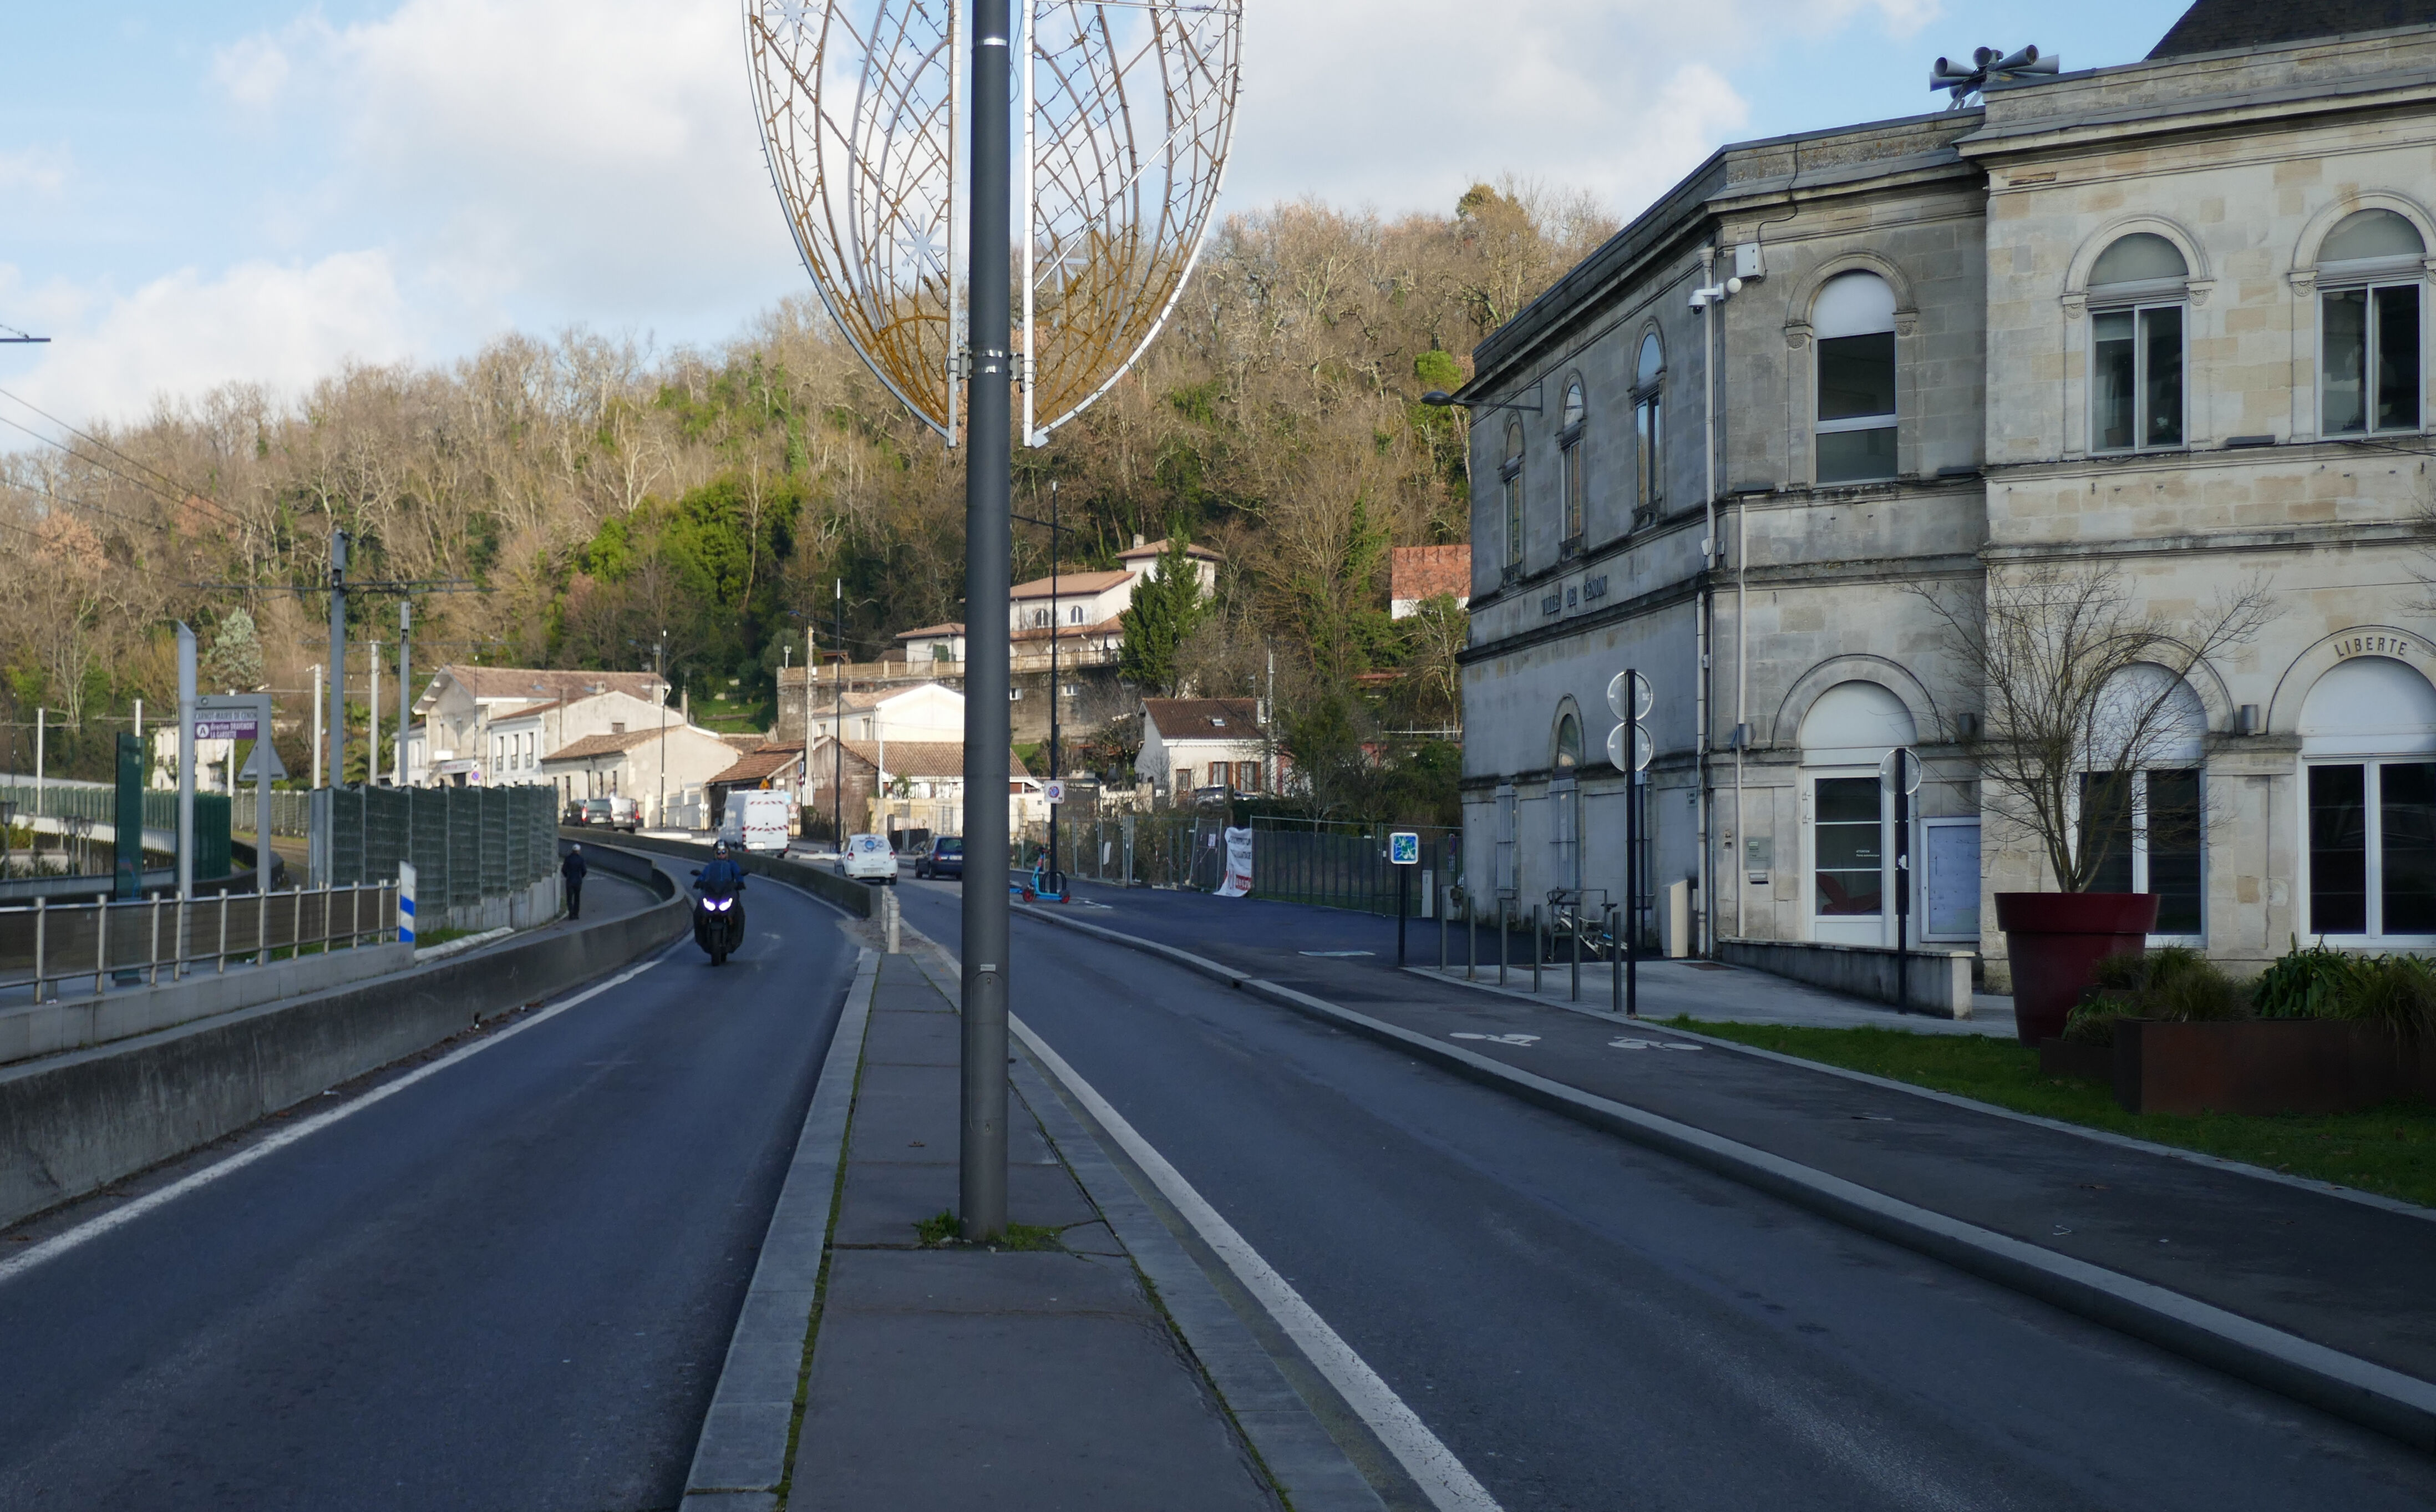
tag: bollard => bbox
[1466,897,1478,981]
[1439,889,1449,972]
[1531,905,1542,993]
[1570,907,1581,1002]
[885,886,902,954]
[1498,901,1509,986]
[1609,904,1623,1016]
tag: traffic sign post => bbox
[199,693,277,894]
[1389,830,1419,966]
[1606,670,1652,1017]
[1881,747,1922,1014]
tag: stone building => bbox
[1457,3,2436,987]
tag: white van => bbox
[840,833,896,883]
[735,790,793,855]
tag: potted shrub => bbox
[1914,565,2268,1044]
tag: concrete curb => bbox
[681,946,880,1511]
[899,947,1399,1512]
[573,829,875,919]
[1011,904,2436,1456]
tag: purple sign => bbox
[194,716,260,742]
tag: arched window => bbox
[2317,209,2425,437]
[2080,666,2209,938]
[1799,681,1916,938]
[2088,232,2189,452]
[1500,420,1525,575]
[1554,707,1582,768]
[1068,604,1084,625]
[2301,654,2436,940]
[1559,378,1587,549]
[1814,272,1897,483]
[1633,334,1663,513]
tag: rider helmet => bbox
[712,839,732,857]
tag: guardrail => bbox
[0,882,399,1003]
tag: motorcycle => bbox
[691,870,747,965]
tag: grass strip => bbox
[1666,1017,2436,1210]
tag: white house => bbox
[1140,699,1270,797]
[805,682,967,747]
[1007,537,1221,635]
[540,721,741,823]
[410,666,668,787]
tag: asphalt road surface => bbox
[0,867,856,1511]
[895,871,2436,1512]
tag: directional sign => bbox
[1389,831,1420,866]
[194,714,260,742]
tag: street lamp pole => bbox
[656,633,668,830]
[834,578,845,847]
[960,0,1013,1242]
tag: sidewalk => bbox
[685,946,1389,1511]
[1008,891,2436,1449]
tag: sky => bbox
[0,1,2190,428]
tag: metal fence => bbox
[0,783,232,877]
[1023,808,1461,916]
[316,785,557,902]
[0,881,400,1002]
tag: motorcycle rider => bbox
[694,839,748,955]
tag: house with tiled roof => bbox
[407,664,668,787]
[1140,698,1271,798]
[537,721,738,825]
[1389,545,1471,618]
[804,737,1043,843]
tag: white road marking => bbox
[1449,1032,1539,1047]
[0,950,672,1287]
[1298,950,1374,958]
[1610,1038,1702,1052]
[1012,1017,1503,1512]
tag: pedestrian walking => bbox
[561,846,588,920]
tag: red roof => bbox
[1144,698,1263,740]
[1390,545,1471,602]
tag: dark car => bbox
[915,835,964,880]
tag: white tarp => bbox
[1215,826,1254,897]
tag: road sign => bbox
[194,714,258,742]
[1044,779,1066,804]
[1607,669,1655,723]
[1389,831,1420,866]
[1879,746,1922,795]
[1606,723,1653,772]
[236,739,287,783]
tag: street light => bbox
[1419,382,1542,414]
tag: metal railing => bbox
[0,882,400,1003]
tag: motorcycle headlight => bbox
[713,897,733,911]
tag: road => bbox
[0,866,857,1511]
[892,872,2436,1511]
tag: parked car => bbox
[581,795,640,833]
[840,832,897,883]
[914,835,964,880]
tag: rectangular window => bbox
[1816,331,1897,484]
[1813,776,1883,917]
[2148,769,2205,935]
[1175,767,1192,791]
[1560,436,1585,546]
[1634,394,1662,511]
[2383,761,2436,934]
[1237,760,1262,791]
[2323,284,2422,435]
[2091,304,2184,451]
[2310,764,2369,935]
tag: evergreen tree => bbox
[1117,535,1206,697]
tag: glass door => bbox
[1809,772,1887,946]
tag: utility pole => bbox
[32,707,42,821]
[960,0,1013,1242]
[176,626,196,903]
[326,528,349,789]
[369,642,382,785]
[656,633,668,829]
[311,665,323,789]
[396,601,411,785]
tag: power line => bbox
[0,383,247,533]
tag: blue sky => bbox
[0,1,2189,425]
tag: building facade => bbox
[1459,8,2436,986]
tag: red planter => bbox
[1996,891,2159,1047]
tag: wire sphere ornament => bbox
[744,0,1242,447]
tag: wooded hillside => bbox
[0,181,1609,815]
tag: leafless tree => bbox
[1911,562,2272,892]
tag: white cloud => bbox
[211,33,295,110]
[2,253,414,425]
[1228,0,1938,221]
[0,145,71,196]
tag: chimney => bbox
[681,689,690,722]
[1133,533,1145,549]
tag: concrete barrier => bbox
[1717,937,1975,1018]
[0,855,689,1230]
[0,942,414,1068]
[578,829,875,919]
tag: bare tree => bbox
[1911,562,2272,893]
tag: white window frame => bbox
[2299,756,2436,946]
[2317,266,2426,439]
[1802,765,1896,947]
[2087,289,2187,454]
[2076,768,2207,945]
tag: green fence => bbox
[317,784,556,899]
[0,782,230,878]
[1247,819,1457,918]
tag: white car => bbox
[840,833,897,883]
